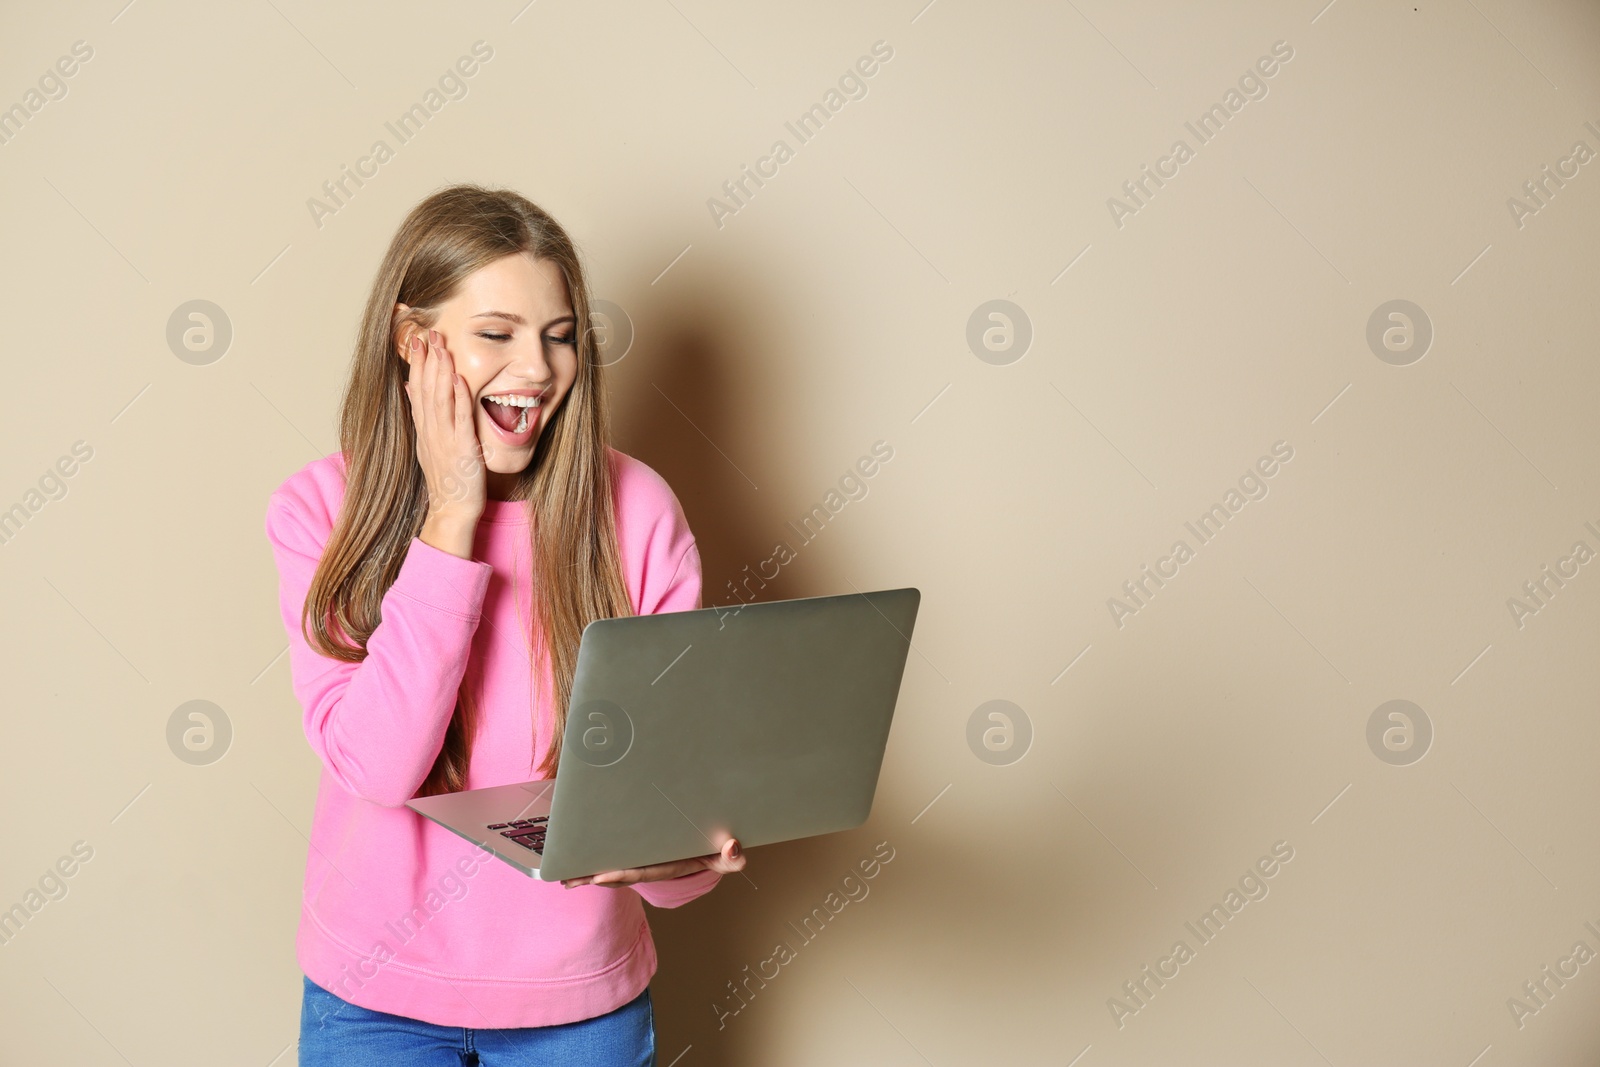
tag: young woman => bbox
[265,184,745,1065]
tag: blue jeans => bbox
[298,975,655,1066]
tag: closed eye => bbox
[475,331,575,345]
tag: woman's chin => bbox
[482,448,535,474]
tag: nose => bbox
[503,334,556,387]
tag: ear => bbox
[392,303,420,363]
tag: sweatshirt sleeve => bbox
[624,489,727,909]
[264,482,493,808]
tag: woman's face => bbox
[394,251,578,498]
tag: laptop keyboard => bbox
[488,816,548,853]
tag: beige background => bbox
[2,0,1599,1063]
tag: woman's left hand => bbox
[562,838,744,889]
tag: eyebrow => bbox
[470,310,576,329]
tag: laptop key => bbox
[501,829,545,845]
[487,823,510,830]
[501,833,544,853]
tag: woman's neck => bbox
[485,471,527,502]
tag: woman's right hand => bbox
[403,328,486,554]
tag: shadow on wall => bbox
[596,276,1145,1060]
[610,296,827,611]
[606,274,862,1062]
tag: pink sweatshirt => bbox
[264,447,722,1028]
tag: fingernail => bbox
[730,842,740,858]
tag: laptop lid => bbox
[533,586,920,882]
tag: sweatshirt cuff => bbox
[388,537,494,618]
[630,868,722,909]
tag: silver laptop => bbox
[406,586,920,882]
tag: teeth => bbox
[485,394,543,407]
[514,407,529,434]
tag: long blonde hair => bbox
[299,184,633,794]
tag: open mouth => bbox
[481,394,543,438]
